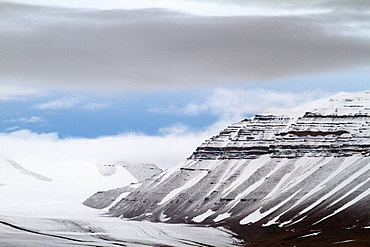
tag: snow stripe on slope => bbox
[240,190,300,225]
[158,170,209,205]
[314,177,370,225]
[222,155,270,197]
[299,160,370,216]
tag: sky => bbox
[1,0,369,168]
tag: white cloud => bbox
[82,102,108,111]
[0,129,208,169]
[32,98,80,110]
[5,116,45,123]
[158,123,191,136]
[0,84,42,101]
[151,88,332,123]
[20,116,45,123]
[31,97,109,111]
[3,126,20,132]
[5,0,330,16]
[0,89,334,170]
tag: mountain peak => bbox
[190,91,370,160]
[263,91,370,118]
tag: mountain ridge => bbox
[86,91,370,245]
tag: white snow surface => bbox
[298,231,322,238]
[0,156,239,246]
[240,190,300,225]
[192,209,214,223]
[0,156,137,211]
[263,91,370,118]
[214,212,232,222]
[0,204,239,247]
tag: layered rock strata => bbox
[87,91,370,244]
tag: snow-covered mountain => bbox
[96,91,370,243]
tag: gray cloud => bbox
[1,1,369,91]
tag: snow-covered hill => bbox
[100,91,370,241]
[0,158,238,246]
[83,162,162,210]
[0,157,161,214]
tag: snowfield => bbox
[0,205,240,247]
[0,157,240,246]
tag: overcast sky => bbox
[1,0,369,168]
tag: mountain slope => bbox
[103,91,370,242]
[83,162,162,210]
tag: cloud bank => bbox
[0,129,208,169]
[175,88,330,119]
[1,1,369,91]
[0,89,333,168]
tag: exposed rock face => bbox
[98,92,370,243]
[83,162,162,210]
[83,186,135,210]
[191,93,370,159]
[96,162,162,182]
[114,162,162,182]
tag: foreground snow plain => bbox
[0,204,240,247]
[0,157,240,247]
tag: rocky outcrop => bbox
[114,162,162,182]
[84,162,162,210]
[96,162,162,182]
[83,186,134,210]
